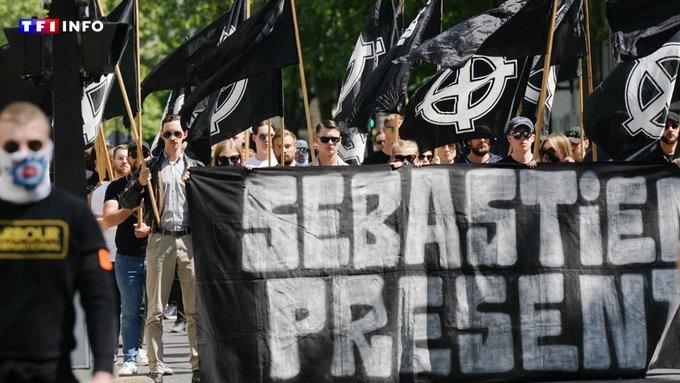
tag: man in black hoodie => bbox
[0,102,115,383]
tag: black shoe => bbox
[149,372,163,383]
[191,371,200,383]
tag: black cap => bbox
[505,117,535,135]
[467,125,494,140]
[667,111,679,123]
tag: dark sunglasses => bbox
[666,122,679,130]
[217,155,240,166]
[418,154,434,161]
[375,140,385,145]
[295,147,309,154]
[162,131,183,139]
[540,148,560,162]
[3,140,43,153]
[395,154,416,163]
[318,136,340,144]
[129,150,150,159]
[258,133,273,141]
[511,131,532,139]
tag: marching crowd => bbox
[86,109,679,382]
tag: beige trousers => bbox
[145,232,198,373]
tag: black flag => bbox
[347,0,441,128]
[607,0,680,61]
[180,0,298,125]
[584,30,680,160]
[399,0,557,69]
[80,0,134,146]
[400,55,532,152]
[103,0,138,122]
[140,9,238,100]
[334,0,397,165]
[522,0,585,133]
[333,0,397,122]
[195,0,283,144]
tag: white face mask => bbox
[0,140,53,204]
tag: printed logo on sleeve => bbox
[0,220,69,260]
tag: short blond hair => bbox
[383,114,402,129]
[390,139,419,161]
[273,129,297,145]
[0,102,50,134]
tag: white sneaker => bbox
[119,362,137,376]
[137,349,149,366]
[163,366,174,375]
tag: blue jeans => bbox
[115,253,146,364]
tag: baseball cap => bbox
[564,127,586,144]
[506,117,535,135]
[667,111,679,123]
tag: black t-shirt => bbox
[0,189,114,373]
[498,156,521,164]
[362,150,391,165]
[105,176,147,256]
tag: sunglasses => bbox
[540,148,560,162]
[3,140,43,153]
[318,136,340,144]
[394,154,416,163]
[511,131,533,139]
[418,154,434,161]
[258,133,274,141]
[162,131,183,139]
[295,147,309,154]
[666,123,679,130]
[375,140,385,145]
[217,155,240,166]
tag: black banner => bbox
[188,164,680,383]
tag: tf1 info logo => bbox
[18,19,104,34]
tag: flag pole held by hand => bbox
[532,0,560,160]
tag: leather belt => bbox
[154,228,191,237]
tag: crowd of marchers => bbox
[81,109,680,382]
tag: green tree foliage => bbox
[0,0,611,142]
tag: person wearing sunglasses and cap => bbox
[244,120,278,168]
[0,102,115,383]
[499,116,537,168]
[119,114,203,383]
[638,111,680,166]
[314,120,348,166]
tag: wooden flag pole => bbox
[97,123,114,180]
[95,0,157,222]
[289,0,316,165]
[578,74,586,161]
[532,0,560,160]
[244,130,251,162]
[280,116,286,166]
[583,0,597,161]
[134,0,143,166]
[114,65,161,226]
[268,119,272,167]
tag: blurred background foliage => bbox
[0,0,611,142]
